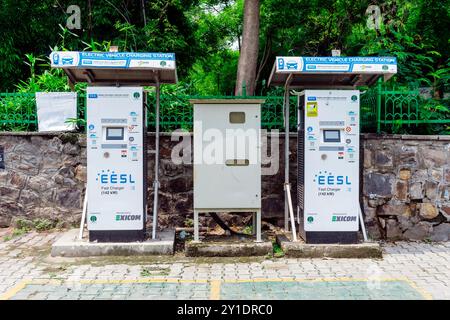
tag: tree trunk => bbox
[235,0,260,96]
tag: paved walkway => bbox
[0,230,449,300]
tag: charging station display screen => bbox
[323,130,340,142]
[106,127,124,140]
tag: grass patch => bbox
[273,242,285,258]
[184,218,194,228]
[242,225,253,235]
[2,227,29,242]
[140,266,170,277]
[33,218,56,232]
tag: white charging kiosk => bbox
[268,56,397,243]
[51,51,177,242]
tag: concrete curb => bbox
[51,229,175,257]
[276,234,382,258]
[185,241,273,257]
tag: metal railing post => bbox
[376,78,382,133]
[152,81,161,240]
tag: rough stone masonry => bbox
[0,132,449,241]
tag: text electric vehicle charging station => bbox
[51,51,177,242]
[268,56,397,244]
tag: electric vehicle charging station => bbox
[50,51,177,243]
[268,56,397,244]
[86,86,146,242]
[297,89,361,243]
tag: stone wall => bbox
[362,134,450,241]
[0,132,86,228]
[0,132,449,241]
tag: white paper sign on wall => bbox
[35,92,77,132]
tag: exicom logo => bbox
[96,169,136,184]
[116,214,141,221]
[313,171,351,185]
[332,215,357,222]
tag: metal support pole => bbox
[284,88,290,232]
[256,209,261,242]
[194,211,199,242]
[284,183,297,242]
[152,80,161,240]
[376,78,382,133]
[78,185,88,240]
[358,204,368,242]
[296,93,301,225]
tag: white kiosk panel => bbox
[86,87,145,232]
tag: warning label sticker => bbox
[306,102,318,117]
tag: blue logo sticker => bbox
[277,58,285,70]
[52,53,59,65]
[96,170,136,184]
[307,96,316,101]
[307,126,313,132]
[313,171,351,186]
[61,57,74,65]
[286,61,298,70]
[88,94,98,98]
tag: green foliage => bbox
[418,99,450,134]
[3,228,28,242]
[188,50,239,95]
[272,242,285,258]
[0,0,448,134]
[242,225,253,235]
[184,218,194,228]
[33,218,56,232]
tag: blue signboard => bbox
[275,56,397,74]
[50,51,176,69]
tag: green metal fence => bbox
[1,87,448,133]
[145,93,296,132]
[360,80,450,133]
[0,92,296,132]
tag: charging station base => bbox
[51,229,175,257]
[276,233,382,258]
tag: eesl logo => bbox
[313,171,351,185]
[332,216,357,222]
[88,94,98,98]
[116,215,141,221]
[307,97,317,101]
[96,170,136,184]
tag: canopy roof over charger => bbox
[268,56,397,88]
[268,55,397,236]
[50,51,177,241]
[50,51,177,86]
